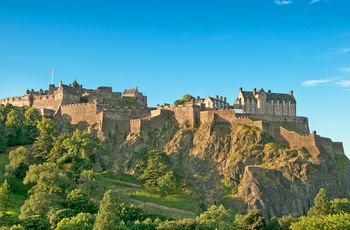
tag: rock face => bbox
[104,119,350,218]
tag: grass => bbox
[113,195,195,220]
[123,188,201,214]
[335,154,348,171]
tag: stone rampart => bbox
[237,114,310,134]
[60,102,101,125]
[161,103,200,128]
[279,128,316,147]
[32,95,62,111]
[101,107,150,138]
[333,142,345,155]
[0,96,31,107]
[130,109,174,134]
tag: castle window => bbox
[277,100,279,105]
[271,100,273,105]
[288,101,291,106]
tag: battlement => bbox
[0,95,31,107]
[61,102,97,107]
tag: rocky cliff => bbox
[98,117,350,219]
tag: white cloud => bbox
[339,48,350,53]
[335,80,350,87]
[310,0,320,4]
[302,79,334,86]
[338,67,350,73]
[274,0,292,5]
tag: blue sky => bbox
[0,0,349,156]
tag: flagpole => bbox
[51,67,54,84]
[49,67,54,84]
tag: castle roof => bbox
[123,87,138,96]
[61,84,79,96]
[266,93,296,103]
[241,91,256,100]
[240,88,296,103]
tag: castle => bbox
[0,81,345,155]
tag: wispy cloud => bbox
[302,79,334,86]
[335,80,350,87]
[338,67,350,73]
[274,0,292,5]
[310,0,320,4]
[339,48,350,53]
[302,77,350,90]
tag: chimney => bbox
[253,88,256,95]
[220,96,223,101]
[268,90,271,93]
[196,96,200,100]
[239,87,243,92]
[216,95,219,99]
[224,97,226,102]
[290,90,293,96]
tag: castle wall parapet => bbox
[130,109,174,134]
[237,114,310,134]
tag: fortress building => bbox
[234,88,296,116]
[0,81,344,155]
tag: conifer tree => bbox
[0,179,14,211]
[93,190,121,230]
[0,124,7,153]
[308,188,331,216]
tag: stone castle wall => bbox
[0,96,31,107]
[196,109,343,155]
[130,109,174,134]
[101,106,150,138]
[32,94,63,111]
[59,102,101,126]
[237,114,310,134]
[161,102,201,128]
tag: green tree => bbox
[19,192,61,230]
[266,217,280,230]
[47,208,74,230]
[236,209,266,230]
[0,180,14,211]
[5,110,26,146]
[116,203,144,224]
[138,150,169,190]
[55,212,95,230]
[331,198,350,214]
[32,118,59,161]
[24,107,41,142]
[23,162,72,194]
[0,104,14,126]
[156,171,176,195]
[290,213,350,230]
[158,218,204,230]
[5,146,35,178]
[196,204,235,230]
[278,215,295,230]
[58,130,103,178]
[93,190,120,230]
[0,124,7,153]
[174,94,195,106]
[308,188,331,216]
[66,189,98,215]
